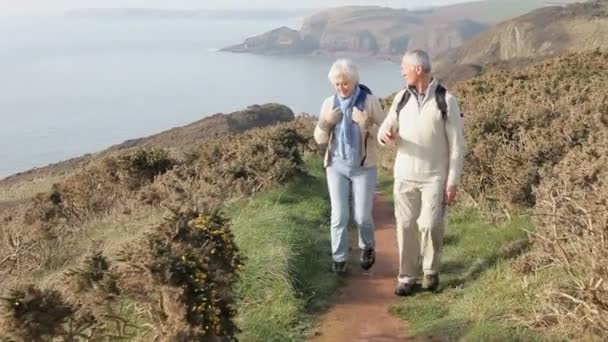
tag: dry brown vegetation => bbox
[0,116,319,341]
[379,49,608,339]
[529,128,608,336]
[455,50,607,338]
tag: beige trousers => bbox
[394,179,447,284]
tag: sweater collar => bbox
[407,77,438,97]
[407,78,438,105]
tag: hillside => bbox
[107,103,294,151]
[435,0,608,78]
[454,49,607,339]
[0,113,324,340]
[220,0,582,59]
[0,103,294,203]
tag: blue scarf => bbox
[333,84,371,166]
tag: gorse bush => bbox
[1,286,96,341]
[148,119,317,209]
[64,251,119,295]
[117,148,176,189]
[148,209,243,340]
[455,51,606,211]
[24,148,178,227]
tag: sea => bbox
[0,15,403,176]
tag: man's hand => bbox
[379,128,397,146]
[445,185,458,206]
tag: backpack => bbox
[395,84,453,120]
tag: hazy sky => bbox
[0,0,477,15]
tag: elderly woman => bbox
[314,59,387,274]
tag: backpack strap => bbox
[435,84,448,121]
[395,90,411,119]
[395,83,455,121]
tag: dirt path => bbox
[310,194,423,342]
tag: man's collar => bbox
[408,77,437,96]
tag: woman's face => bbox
[334,75,356,98]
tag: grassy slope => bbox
[377,172,564,341]
[229,159,340,342]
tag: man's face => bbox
[401,60,422,85]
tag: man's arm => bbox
[377,91,403,146]
[444,94,466,205]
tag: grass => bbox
[228,158,340,342]
[377,171,563,341]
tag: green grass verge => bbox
[377,171,561,341]
[228,159,340,342]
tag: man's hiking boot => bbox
[394,282,415,297]
[422,274,439,291]
[360,247,375,270]
[332,261,347,274]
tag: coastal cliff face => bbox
[221,6,489,59]
[221,26,319,55]
[219,1,585,60]
[434,1,608,76]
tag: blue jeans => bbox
[326,162,377,263]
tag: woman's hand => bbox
[352,110,373,130]
[319,108,342,131]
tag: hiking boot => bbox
[422,274,439,291]
[394,282,415,297]
[360,247,375,270]
[332,261,347,274]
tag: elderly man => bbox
[378,50,466,296]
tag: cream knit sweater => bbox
[378,79,466,187]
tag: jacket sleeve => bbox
[314,99,332,145]
[367,95,387,140]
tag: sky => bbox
[0,0,479,15]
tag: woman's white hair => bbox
[403,50,432,73]
[328,58,360,84]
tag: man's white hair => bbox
[403,50,432,73]
[328,58,360,84]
